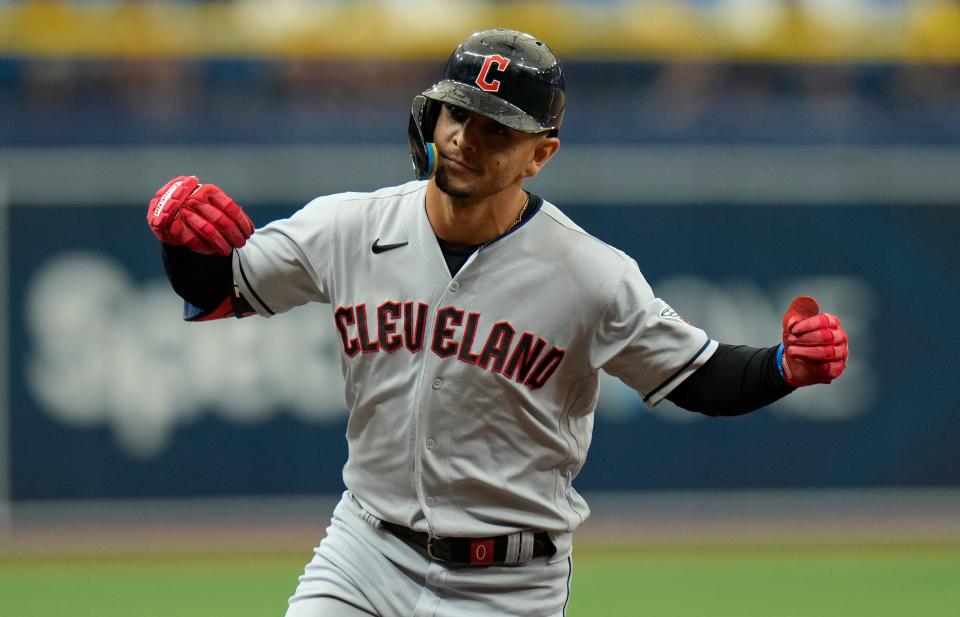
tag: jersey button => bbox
[424,496,436,507]
[425,438,436,450]
[432,377,443,389]
[449,281,460,292]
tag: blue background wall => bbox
[9,199,957,499]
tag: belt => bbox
[381,521,556,567]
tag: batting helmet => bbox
[408,29,566,180]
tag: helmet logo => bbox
[475,55,511,92]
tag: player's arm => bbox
[160,243,256,320]
[667,296,848,416]
[147,175,257,321]
[666,344,790,415]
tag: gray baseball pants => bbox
[285,492,573,617]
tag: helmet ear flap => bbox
[408,95,440,180]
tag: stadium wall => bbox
[2,145,957,502]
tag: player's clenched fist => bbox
[780,295,848,387]
[147,175,255,256]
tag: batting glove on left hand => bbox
[780,295,849,387]
[147,175,255,256]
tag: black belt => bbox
[381,521,556,567]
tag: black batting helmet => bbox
[408,29,566,180]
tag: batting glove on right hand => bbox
[147,175,255,256]
[780,295,849,387]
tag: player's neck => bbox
[426,182,527,247]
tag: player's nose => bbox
[452,119,480,153]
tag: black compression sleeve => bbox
[665,344,795,416]
[160,243,233,311]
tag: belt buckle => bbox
[425,536,450,564]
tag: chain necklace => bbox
[505,193,530,234]
[474,193,531,251]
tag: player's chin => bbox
[435,168,482,200]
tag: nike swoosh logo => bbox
[371,239,409,254]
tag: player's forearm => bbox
[160,242,233,310]
[665,344,794,416]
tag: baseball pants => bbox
[285,491,573,617]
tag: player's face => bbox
[433,104,558,202]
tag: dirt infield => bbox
[3,488,959,558]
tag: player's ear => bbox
[522,136,560,179]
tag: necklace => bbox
[506,193,530,234]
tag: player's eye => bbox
[445,104,468,122]
[486,122,509,137]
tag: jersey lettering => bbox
[478,322,515,372]
[404,301,429,352]
[503,333,546,383]
[334,301,566,389]
[524,346,565,390]
[475,55,511,92]
[432,307,464,358]
[355,303,379,353]
[378,301,403,353]
[457,312,483,365]
[334,306,361,357]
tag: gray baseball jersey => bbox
[233,180,717,538]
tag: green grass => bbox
[567,545,960,617]
[0,553,300,617]
[1,544,958,616]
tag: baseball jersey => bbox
[233,180,718,538]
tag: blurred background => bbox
[1,1,959,616]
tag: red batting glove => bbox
[146,175,255,256]
[780,295,849,387]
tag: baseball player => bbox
[147,29,848,617]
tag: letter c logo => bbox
[475,55,511,92]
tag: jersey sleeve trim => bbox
[235,252,275,316]
[643,338,718,406]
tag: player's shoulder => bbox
[301,180,425,209]
[536,201,634,270]
[305,180,425,222]
[526,200,644,303]
[340,180,426,201]
[335,180,426,209]
[293,181,425,231]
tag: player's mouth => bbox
[441,154,481,174]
